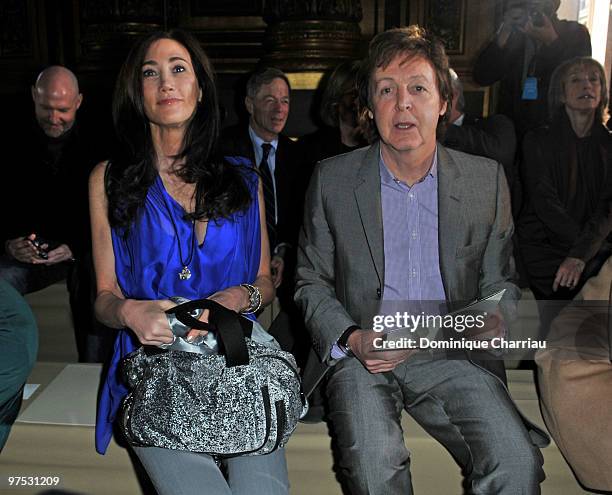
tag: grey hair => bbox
[246,67,291,99]
[449,68,465,114]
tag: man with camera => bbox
[0,66,111,362]
[473,0,591,137]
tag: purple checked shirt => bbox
[331,149,446,359]
[380,150,446,302]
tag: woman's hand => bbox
[184,286,249,342]
[121,299,176,346]
[207,286,249,312]
[553,257,585,292]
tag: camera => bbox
[505,0,552,28]
[529,9,546,27]
[30,237,49,259]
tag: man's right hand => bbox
[348,329,418,374]
[523,13,558,45]
[5,234,44,264]
[270,255,284,288]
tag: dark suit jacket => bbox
[443,113,517,187]
[219,124,304,253]
[517,113,612,298]
[2,119,106,257]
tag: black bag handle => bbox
[165,299,253,367]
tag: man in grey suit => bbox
[295,26,547,494]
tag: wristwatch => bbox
[239,283,262,314]
[337,325,359,357]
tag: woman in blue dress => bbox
[89,30,288,494]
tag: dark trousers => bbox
[522,242,612,337]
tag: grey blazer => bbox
[295,141,549,446]
[295,141,520,364]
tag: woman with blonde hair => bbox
[518,56,612,311]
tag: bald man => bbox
[32,66,82,139]
[0,65,113,362]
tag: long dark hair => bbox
[107,29,252,231]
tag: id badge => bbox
[522,77,538,100]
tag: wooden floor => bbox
[0,284,594,494]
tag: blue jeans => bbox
[326,357,545,495]
[132,446,289,495]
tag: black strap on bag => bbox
[165,299,254,367]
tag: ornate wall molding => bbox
[262,0,364,72]
[77,0,178,71]
[0,0,33,57]
[424,0,466,54]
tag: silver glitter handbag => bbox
[120,299,305,456]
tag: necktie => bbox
[260,143,276,248]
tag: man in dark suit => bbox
[443,69,517,182]
[295,26,548,494]
[0,66,113,363]
[442,69,521,214]
[220,67,306,359]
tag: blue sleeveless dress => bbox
[95,158,260,454]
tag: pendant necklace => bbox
[163,199,196,281]
[177,220,196,280]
